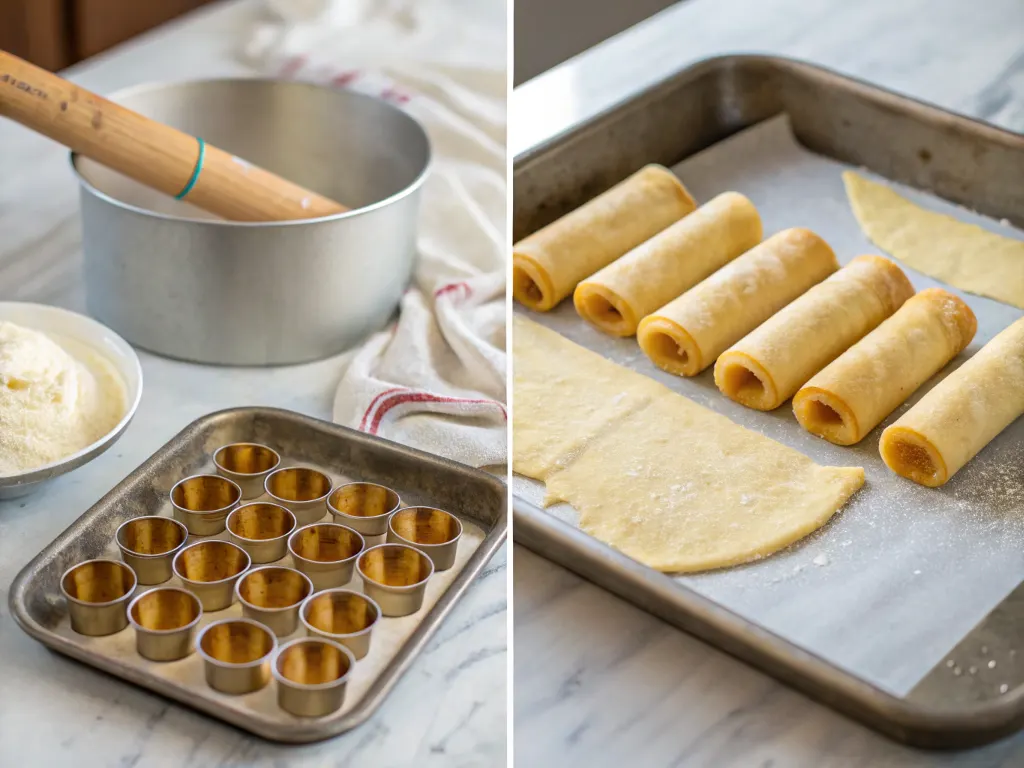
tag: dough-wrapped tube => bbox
[573,192,762,336]
[637,228,838,377]
[512,165,696,311]
[715,255,914,411]
[880,316,1024,487]
[794,288,977,445]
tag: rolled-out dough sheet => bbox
[844,171,1024,309]
[513,316,865,573]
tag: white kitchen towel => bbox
[244,0,507,468]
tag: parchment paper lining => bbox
[514,115,1024,696]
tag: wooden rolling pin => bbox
[0,50,348,221]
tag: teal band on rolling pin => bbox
[174,137,205,200]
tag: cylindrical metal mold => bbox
[300,588,381,660]
[73,79,430,365]
[273,637,355,718]
[60,559,137,636]
[265,467,333,527]
[196,618,277,695]
[172,540,250,611]
[386,506,463,571]
[128,587,202,661]
[356,543,433,617]
[288,522,365,592]
[226,502,296,564]
[170,474,241,536]
[115,515,189,585]
[235,566,314,638]
[214,443,281,499]
[327,482,401,537]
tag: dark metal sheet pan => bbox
[513,55,1024,749]
[10,407,507,743]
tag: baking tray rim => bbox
[512,53,1024,749]
[9,405,508,743]
[515,497,1023,748]
[515,52,1024,173]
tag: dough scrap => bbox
[843,171,1024,309]
[513,316,865,573]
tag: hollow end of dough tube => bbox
[512,254,554,311]
[880,426,949,487]
[793,388,861,446]
[573,283,636,337]
[714,352,780,410]
[637,317,702,376]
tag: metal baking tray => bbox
[513,55,1024,749]
[9,407,506,743]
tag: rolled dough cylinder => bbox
[512,165,697,311]
[794,288,977,445]
[636,228,838,377]
[715,255,914,411]
[573,192,762,336]
[880,316,1024,487]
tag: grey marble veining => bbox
[514,548,1022,768]
[0,1,505,765]
[513,0,1024,765]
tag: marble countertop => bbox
[512,0,1024,766]
[0,2,505,766]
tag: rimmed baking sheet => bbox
[514,114,1024,699]
[11,407,507,742]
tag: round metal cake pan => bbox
[73,78,431,366]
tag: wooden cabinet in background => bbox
[72,0,213,60]
[0,0,72,71]
[0,0,214,71]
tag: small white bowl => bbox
[0,302,143,499]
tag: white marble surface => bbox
[0,2,506,765]
[513,0,1024,765]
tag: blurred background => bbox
[3,0,675,83]
[0,0,212,70]
[514,0,678,84]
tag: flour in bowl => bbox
[0,321,126,475]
